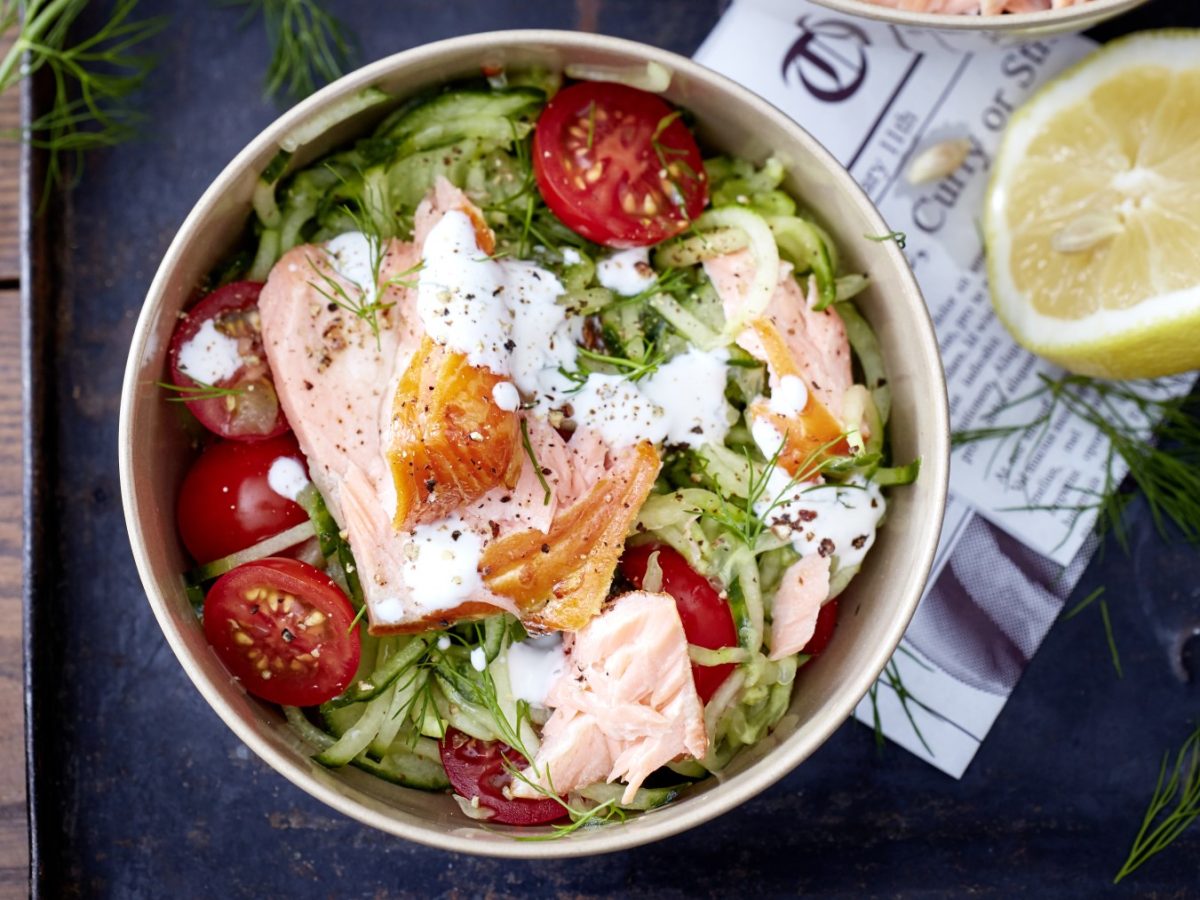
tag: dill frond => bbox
[1114,723,1200,883]
[228,0,356,101]
[953,373,1200,552]
[0,0,166,202]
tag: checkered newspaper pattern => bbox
[695,0,1191,776]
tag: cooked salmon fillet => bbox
[864,0,1081,12]
[512,591,707,804]
[260,177,661,635]
[705,252,851,415]
[768,553,831,660]
[258,238,422,524]
[705,252,853,474]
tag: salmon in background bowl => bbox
[119,30,949,857]
[807,0,1149,36]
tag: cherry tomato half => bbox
[438,728,567,826]
[533,82,707,248]
[805,598,838,657]
[203,558,360,707]
[167,281,289,441]
[621,543,737,703]
[177,433,310,565]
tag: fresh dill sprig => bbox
[303,197,421,350]
[306,255,394,349]
[701,432,857,548]
[648,110,701,212]
[576,344,665,382]
[1058,585,1123,677]
[703,438,793,548]
[157,379,246,402]
[866,650,933,756]
[606,266,690,310]
[0,0,166,202]
[864,230,907,249]
[1114,723,1200,883]
[558,343,667,392]
[519,418,552,506]
[228,0,356,101]
[952,373,1200,553]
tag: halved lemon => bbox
[985,30,1200,379]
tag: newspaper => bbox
[696,0,1190,777]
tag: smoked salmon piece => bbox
[512,591,707,804]
[258,238,422,522]
[768,553,831,660]
[480,441,661,632]
[745,319,849,477]
[705,251,854,477]
[387,335,522,529]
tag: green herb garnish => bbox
[157,379,245,402]
[0,0,166,203]
[866,648,933,756]
[229,0,356,101]
[864,230,907,249]
[952,374,1200,552]
[520,418,552,506]
[701,431,859,548]
[1059,585,1123,677]
[1114,723,1200,883]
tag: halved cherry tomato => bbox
[533,82,707,247]
[438,728,567,826]
[203,558,360,707]
[177,433,310,564]
[805,598,838,657]
[620,543,737,703]
[167,281,288,441]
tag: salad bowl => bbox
[807,0,1149,37]
[119,29,949,857]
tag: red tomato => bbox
[203,558,360,707]
[177,433,310,564]
[532,82,707,247]
[438,728,567,826]
[620,543,737,703]
[804,599,838,657]
[167,281,288,441]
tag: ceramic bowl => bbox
[119,30,949,858]
[807,0,1148,38]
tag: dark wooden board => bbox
[23,0,1199,897]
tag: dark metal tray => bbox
[23,1,1198,896]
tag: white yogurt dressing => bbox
[417,211,510,373]
[751,419,785,459]
[399,514,487,613]
[416,211,730,450]
[325,231,380,308]
[770,375,808,417]
[470,646,488,673]
[754,472,886,571]
[266,457,309,502]
[176,319,243,385]
[505,634,566,707]
[642,348,732,446]
[491,381,520,412]
[596,247,656,295]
